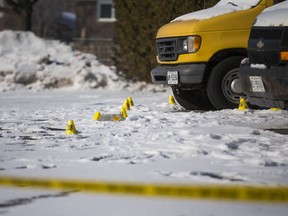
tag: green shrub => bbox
[114,0,203,82]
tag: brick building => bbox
[0,0,215,66]
[0,0,115,65]
[73,0,115,65]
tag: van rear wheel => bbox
[172,87,215,110]
[207,56,244,110]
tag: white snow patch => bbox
[251,64,267,69]
[172,0,261,22]
[254,1,288,27]
[0,30,165,93]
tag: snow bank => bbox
[0,30,163,92]
[172,0,261,22]
[254,1,288,27]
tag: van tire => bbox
[172,87,215,110]
[207,56,244,110]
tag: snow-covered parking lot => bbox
[1,89,288,216]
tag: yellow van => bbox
[151,0,276,110]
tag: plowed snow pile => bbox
[0,30,152,92]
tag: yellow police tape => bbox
[0,175,287,203]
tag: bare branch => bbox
[1,0,43,31]
[3,0,18,8]
[31,0,40,5]
[0,5,17,14]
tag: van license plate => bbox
[167,71,178,85]
[249,76,265,92]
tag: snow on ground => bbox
[0,31,288,215]
[0,90,288,216]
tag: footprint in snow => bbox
[41,164,57,169]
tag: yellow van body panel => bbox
[156,0,274,65]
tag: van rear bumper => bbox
[240,64,288,109]
[150,64,206,85]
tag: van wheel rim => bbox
[222,69,241,103]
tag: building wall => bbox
[73,0,115,65]
[75,0,115,39]
[0,0,115,65]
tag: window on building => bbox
[97,0,115,22]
